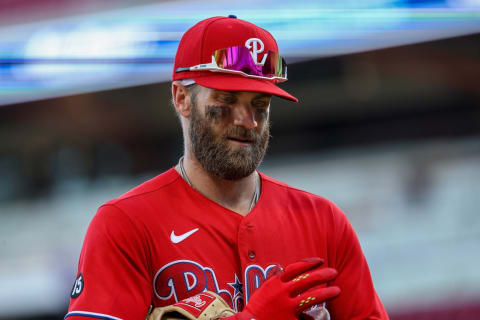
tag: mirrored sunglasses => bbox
[175,46,287,82]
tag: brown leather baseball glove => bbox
[147,291,236,320]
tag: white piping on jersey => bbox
[64,311,123,320]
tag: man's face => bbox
[188,86,271,180]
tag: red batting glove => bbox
[224,257,340,320]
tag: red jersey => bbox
[66,168,388,320]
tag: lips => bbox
[228,136,253,143]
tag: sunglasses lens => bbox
[262,51,287,78]
[213,46,287,80]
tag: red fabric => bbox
[172,16,298,102]
[173,17,278,81]
[223,258,340,320]
[67,168,388,319]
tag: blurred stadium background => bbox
[1,0,479,319]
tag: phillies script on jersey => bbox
[66,168,387,320]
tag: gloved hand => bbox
[147,291,235,320]
[224,257,340,320]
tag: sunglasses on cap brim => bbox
[175,46,288,82]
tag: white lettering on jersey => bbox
[71,273,84,298]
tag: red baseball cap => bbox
[172,16,298,102]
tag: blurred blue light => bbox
[0,0,479,105]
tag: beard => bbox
[189,98,270,180]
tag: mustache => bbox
[225,126,260,142]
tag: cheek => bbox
[255,120,270,138]
[205,105,230,123]
[256,110,269,125]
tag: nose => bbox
[233,103,257,129]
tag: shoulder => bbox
[260,171,339,209]
[105,167,181,206]
[93,168,182,223]
[85,169,180,238]
[259,171,349,225]
[260,171,323,199]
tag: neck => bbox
[176,154,258,216]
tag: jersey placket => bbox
[238,219,257,265]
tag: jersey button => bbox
[248,250,256,259]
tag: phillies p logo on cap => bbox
[245,38,268,66]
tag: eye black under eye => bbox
[205,105,230,120]
[219,95,236,104]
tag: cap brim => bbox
[192,74,298,103]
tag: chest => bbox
[145,202,330,310]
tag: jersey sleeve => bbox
[327,202,389,320]
[66,204,153,320]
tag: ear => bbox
[172,82,191,118]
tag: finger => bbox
[294,286,341,314]
[281,257,324,282]
[289,268,338,296]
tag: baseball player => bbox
[66,16,388,320]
